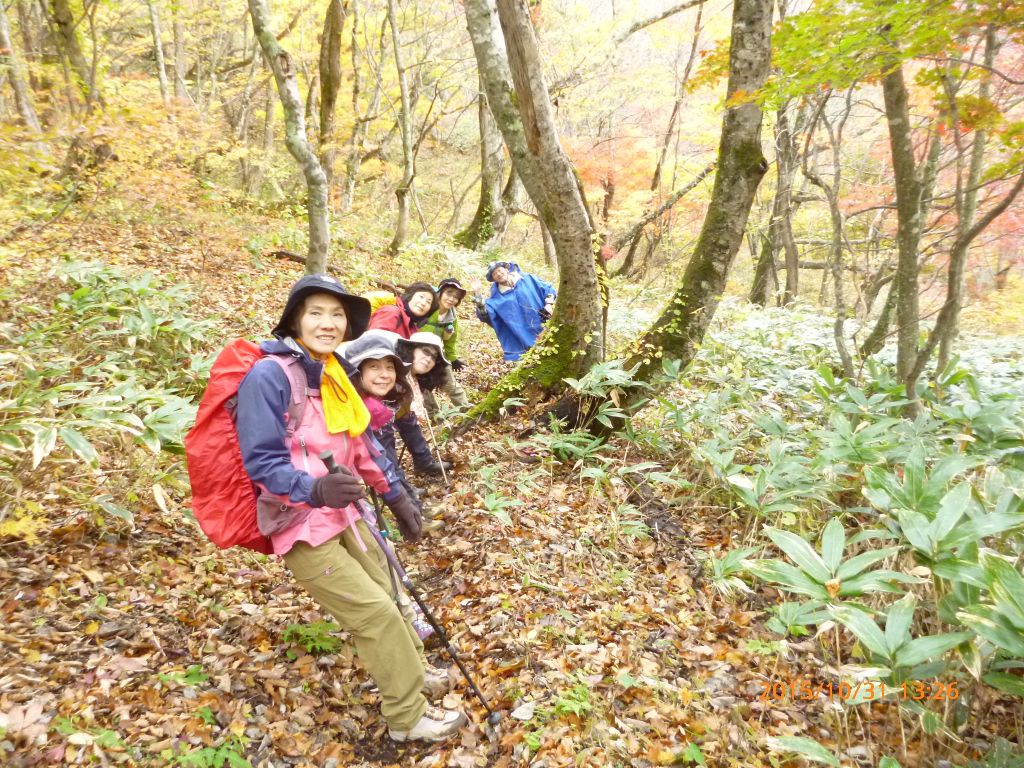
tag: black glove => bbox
[451,359,466,372]
[310,466,365,508]
[386,489,423,543]
[538,307,552,321]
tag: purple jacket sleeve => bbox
[235,361,316,505]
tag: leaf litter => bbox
[1,176,990,767]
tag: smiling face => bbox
[490,265,510,286]
[411,346,438,375]
[439,287,462,312]
[406,290,435,317]
[360,357,397,397]
[296,293,348,357]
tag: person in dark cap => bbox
[471,262,555,362]
[233,274,466,743]
[418,278,471,414]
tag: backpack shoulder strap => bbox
[263,355,309,437]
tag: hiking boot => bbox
[422,663,450,698]
[389,705,467,743]
[414,459,452,477]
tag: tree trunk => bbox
[172,2,187,101]
[774,101,801,303]
[936,24,995,372]
[620,0,771,392]
[0,1,42,131]
[146,0,170,103]
[464,0,604,408]
[386,0,414,256]
[616,232,643,279]
[318,0,346,190]
[860,280,896,357]
[247,81,275,197]
[861,123,940,361]
[50,0,101,108]
[248,0,330,273]
[340,0,364,211]
[455,79,508,249]
[801,90,854,378]
[748,229,775,305]
[881,59,924,402]
[15,1,40,91]
[540,218,556,269]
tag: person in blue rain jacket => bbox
[471,261,556,362]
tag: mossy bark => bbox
[881,60,924,402]
[51,0,102,108]
[455,80,508,249]
[462,0,604,417]
[617,0,771,398]
[465,314,591,420]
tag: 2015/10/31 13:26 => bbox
[759,677,960,703]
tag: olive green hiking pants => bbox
[283,520,427,730]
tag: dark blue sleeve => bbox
[235,361,316,505]
[362,432,403,502]
[473,297,492,326]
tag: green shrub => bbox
[0,259,215,473]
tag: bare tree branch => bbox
[612,163,715,251]
[614,0,705,44]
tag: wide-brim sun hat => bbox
[437,277,468,301]
[272,273,371,340]
[401,331,450,366]
[339,329,411,375]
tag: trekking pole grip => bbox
[319,450,340,475]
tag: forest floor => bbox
[1,138,1020,768]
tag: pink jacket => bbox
[258,391,389,555]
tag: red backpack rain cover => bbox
[185,339,304,554]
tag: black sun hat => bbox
[272,273,371,340]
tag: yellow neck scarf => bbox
[298,342,370,437]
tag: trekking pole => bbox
[422,413,449,486]
[319,451,501,726]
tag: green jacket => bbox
[420,308,460,361]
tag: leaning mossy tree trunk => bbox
[463,0,605,418]
[249,0,330,274]
[617,0,771,405]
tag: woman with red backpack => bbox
[233,274,466,743]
